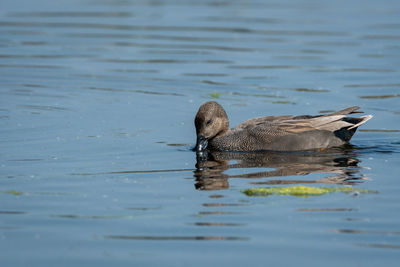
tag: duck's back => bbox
[208,107,371,152]
[210,120,339,151]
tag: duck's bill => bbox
[195,136,208,152]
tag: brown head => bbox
[194,101,229,152]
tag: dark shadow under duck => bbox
[194,148,365,190]
[194,101,372,152]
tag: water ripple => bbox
[9,11,133,18]
[84,86,185,97]
[359,94,400,99]
[356,243,400,250]
[344,83,400,88]
[113,41,253,52]
[105,235,249,241]
[0,21,348,36]
[191,222,245,227]
[331,229,400,235]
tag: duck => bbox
[194,101,372,152]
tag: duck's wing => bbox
[278,115,352,133]
[327,106,361,116]
[234,115,348,137]
[235,106,366,133]
[225,107,371,151]
[233,115,293,131]
[249,113,371,138]
[285,106,371,132]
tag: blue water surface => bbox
[1,0,400,266]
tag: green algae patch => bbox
[270,100,294,104]
[1,190,23,196]
[294,88,330,93]
[209,92,222,99]
[242,186,376,197]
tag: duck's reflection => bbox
[194,147,366,190]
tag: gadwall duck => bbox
[194,101,372,152]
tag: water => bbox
[1,0,400,266]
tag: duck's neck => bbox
[216,119,229,137]
[215,127,229,138]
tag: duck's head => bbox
[194,101,229,152]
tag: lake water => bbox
[1,0,400,266]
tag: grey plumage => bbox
[194,101,372,152]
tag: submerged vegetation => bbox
[1,190,23,196]
[242,186,377,197]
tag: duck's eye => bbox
[206,119,212,125]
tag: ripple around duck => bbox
[199,16,285,24]
[362,35,400,40]
[7,158,43,162]
[109,69,159,73]
[84,86,185,97]
[8,11,133,18]
[227,91,286,99]
[198,211,244,216]
[201,80,228,86]
[309,67,396,73]
[356,243,400,250]
[113,41,254,52]
[274,55,323,60]
[368,23,400,29]
[104,235,249,241]
[99,58,190,64]
[342,68,396,73]
[360,129,400,133]
[331,229,400,235]
[191,222,245,227]
[0,21,348,37]
[306,41,361,47]
[18,104,69,112]
[0,54,94,59]
[298,208,357,212]
[292,88,330,93]
[0,210,26,214]
[50,214,136,220]
[202,203,249,207]
[12,90,68,99]
[66,32,235,42]
[183,73,229,77]
[70,168,195,176]
[359,94,400,99]
[228,65,299,69]
[0,64,65,69]
[0,21,255,34]
[344,83,400,88]
[140,49,213,55]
